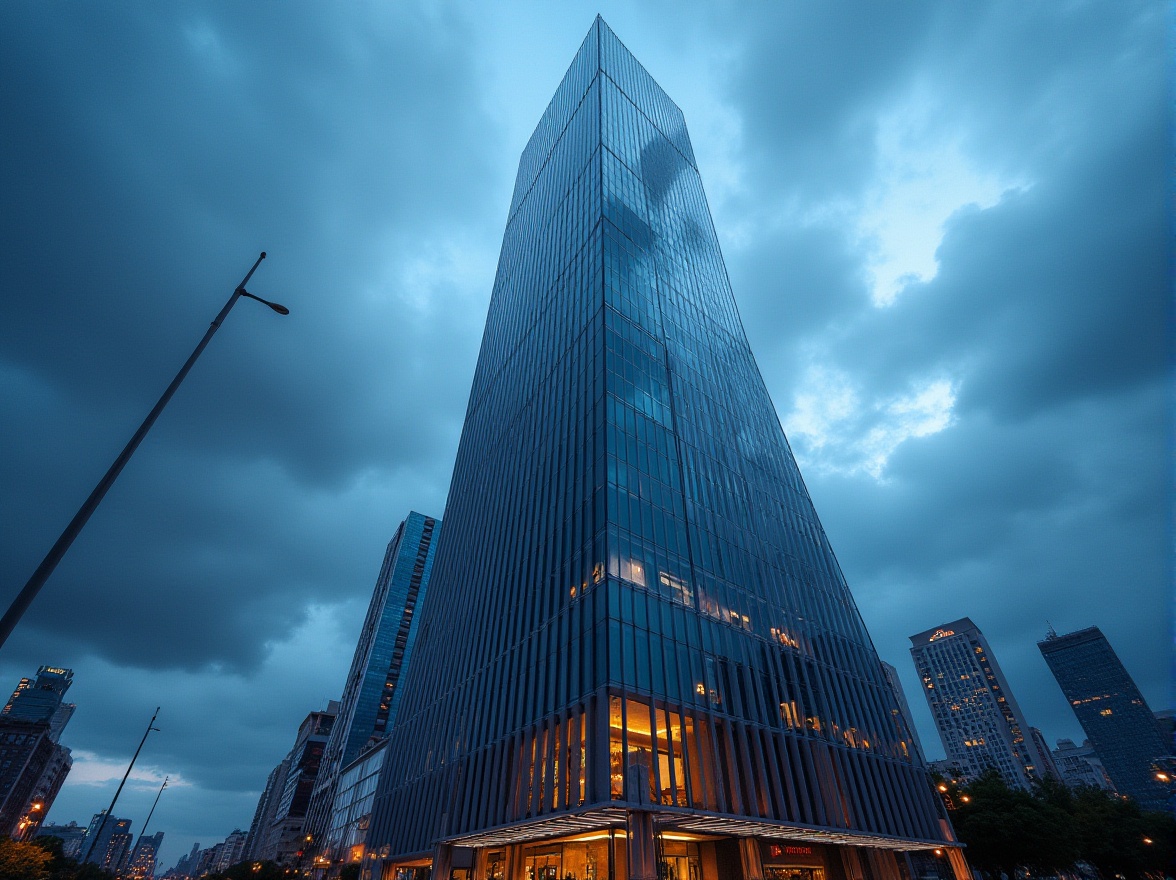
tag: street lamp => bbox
[0,253,288,650]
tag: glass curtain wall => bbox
[368,17,947,862]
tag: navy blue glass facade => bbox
[1039,627,1171,811]
[368,19,961,879]
[305,513,440,848]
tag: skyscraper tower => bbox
[368,18,965,880]
[1038,626,1170,811]
[0,666,75,837]
[305,512,440,859]
[910,618,1050,790]
[3,666,74,731]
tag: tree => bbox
[204,859,288,880]
[949,771,1078,878]
[1071,784,1176,880]
[20,836,117,880]
[945,770,1176,880]
[0,837,52,880]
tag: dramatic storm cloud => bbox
[1,2,1166,868]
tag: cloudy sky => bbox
[1,1,1168,869]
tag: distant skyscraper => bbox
[1051,738,1115,792]
[125,831,165,880]
[305,513,440,853]
[1028,727,1059,779]
[81,811,133,871]
[166,842,202,879]
[911,618,1048,789]
[366,17,967,880]
[36,821,87,859]
[211,829,247,873]
[1038,625,1171,810]
[880,660,927,765]
[243,757,291,863]
[251,703,337,865]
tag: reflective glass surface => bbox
[1039,627,1169,810]
[370,18,947,858]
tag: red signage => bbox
[768,844,814,857]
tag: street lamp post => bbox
[0,253,288,650]
[82,707,161,866]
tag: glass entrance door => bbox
[659,841,701,880]
[764,868,825,880]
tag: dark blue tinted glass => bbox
[369,17,950,861]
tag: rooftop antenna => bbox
[1045,620,1057,639]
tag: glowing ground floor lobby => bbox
[366,810,970,880]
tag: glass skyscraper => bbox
[307,512,440,863]
[367,18,965,880]
[1038,626,1170,811]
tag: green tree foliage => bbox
[950,771,1077,878]
[0,837,52,880]
[203,859,287,880]
[1070,784,1175,879]
[5,836,117,880]
[943,770,1175,880]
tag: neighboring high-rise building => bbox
[321,739,388,872]
[81,811,133,871]
[164,842,202,880]
[366,18,966,880]
[1028,727,1059,779]
[1038,625,1171,810]
[193,845,217,878]
[1051,738,1115,792]
[2,666,73,725]
[880,660,927,765]
[251,704,338,865]
[36,820,88,859]
[0,719,58,835]
[211,829,247,873]
[243,757,291,862]
[911,618,1048,790]
[305,513,440,855]
[0,665,75,835]
[125,831,165,880]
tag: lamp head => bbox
[240,289,290,315]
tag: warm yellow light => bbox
[934,848,944,856]
[937,784,948,792]
[31,802,42,811]
[1156,772,1170,782]
[960,795,970,802]
[1143,837,1153,845]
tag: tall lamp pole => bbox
[82,707,161,866]
[139,775,168,838]
[0,253,288,650]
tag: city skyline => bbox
[0,3,1167,871]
